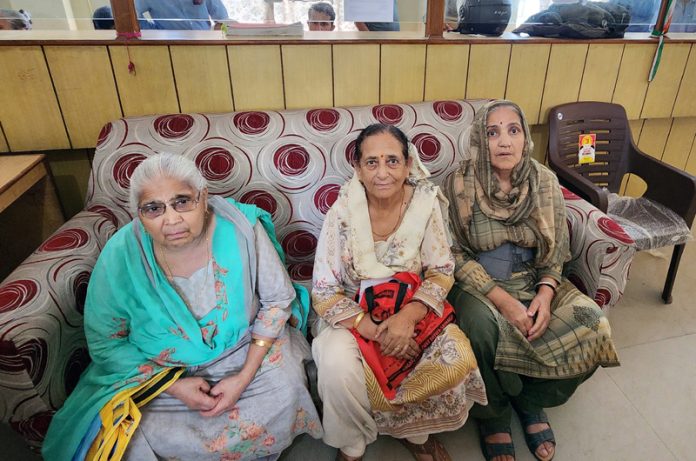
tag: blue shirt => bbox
[136,0,228,30]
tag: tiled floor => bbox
[3,245,695,460]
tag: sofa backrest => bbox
[86,100,487,282]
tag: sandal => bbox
[513,407,556,461]
[398,435,452,461]
[477,421,515,461]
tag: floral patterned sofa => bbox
[0,99,636,450]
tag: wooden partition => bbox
[0,39,695,213]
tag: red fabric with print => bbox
[351,272,455,400]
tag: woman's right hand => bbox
[165,377,217,411]
[488,287,533,336]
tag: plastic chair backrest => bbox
[548,102,632,194]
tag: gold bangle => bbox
[252,338,272,348]
[352,311,366,329]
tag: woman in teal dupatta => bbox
[43,153,322,461]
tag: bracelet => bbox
[251,338,272,348]
[352,311,366,329]
[535,281,557,293]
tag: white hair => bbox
[129,153,207,214]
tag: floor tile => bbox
[606,334,696,461]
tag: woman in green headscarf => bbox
[445,100,620,461]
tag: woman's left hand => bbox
[375,302,426,359]
[526,288,553,341]
[199,373,252,418]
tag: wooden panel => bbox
[333,45,380,107]
[578,44,623,103]
[641,43,691,119]
[530,124,549,164]
[539,44,588,123]
[626,117,672,197]
[424,44,469,101]
[109,46,179,116]
[0,127,8,153]
[684,131,696,177]
[673,44,696,117]
[228,45,284,111]
[466,44,510,100]
[282,45,333,110]
[505,44,550,125]
[613,44,655,119]
[44,46,122,149]
[381,44,427,104]
[47,150,92,218]
[662,117,696,169]
[0,47,70,152]
[170,46,233,114]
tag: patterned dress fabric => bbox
[0,100,636,449]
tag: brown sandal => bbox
[398,435,453,461]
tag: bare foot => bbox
[525,422,555,460]
[484,432,515,461]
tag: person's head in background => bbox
[92,6,115,30]
[308,2,335,31]
[0,9,32,30]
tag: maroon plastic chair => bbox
[548,101,696,303]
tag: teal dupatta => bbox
[42,197,309,461]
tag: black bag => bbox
[513,1,631,39]
[457,0,512,36]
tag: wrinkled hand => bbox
[526,290,553,341]
[165,377,217,412]
[497,297,533,337]
[199,374,251,418]
[375,309,421,360]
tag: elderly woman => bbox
[43,154,322,461]
[312,124,487,461]
[445,100,620,461]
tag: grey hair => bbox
[0,9,32,30]
[129,153,207,213]
[309,2,336,21]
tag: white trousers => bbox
[312,325,428,457]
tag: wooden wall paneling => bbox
[424,44,469,101]
[380,44,427,104]
[612,44,655,119]
[641,43,691,119]
[44,46,122,149]
[661,117,696,169]
[0,47,70,152]
[46,149,92,218]
[109,45,179,116]
[0,125,9,153]
[621,119,645,194]
[282,45,333,110]
[333,44,380,107]
[539,44,588,123]
[170,45,233,114]
[466,44,510,100]
[530,124,549,164]
[683,129,696,177]
[505,44,551,125]
[672,44,696,117]
[578,44,623,103]
[625,117,672,197]
[228,45,284,111]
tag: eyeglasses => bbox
[138,193,201,220]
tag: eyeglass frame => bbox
[137,191,202,220]
[357,154,406,171]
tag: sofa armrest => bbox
[0,211,116,449]
[562,187,636,310]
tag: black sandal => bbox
[513,407,556,461]
[477,421,515,461]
